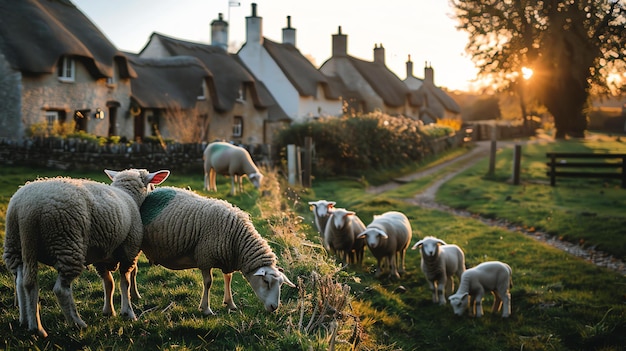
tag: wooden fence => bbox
[546,152,626,188]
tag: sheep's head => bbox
[105,169,170,198]
[246,266,296,312]
[328,208,354,230]
[448,292,469,316]
[357,228,388,249]
[308,200,336,218]
[411,236,446,257]
[248,172,263,189]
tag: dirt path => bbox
[367,140,626,276]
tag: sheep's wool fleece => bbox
[3,176,141,274]
[140,187,276,275]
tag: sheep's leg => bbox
[15,265,27,326]
[53,275,88,329]
[491,291,502,314]
[230,176,237,196]
[222,272,238,310]
[118,267,137,320]
[428,280,438,303]
[374,257,384,278]
[500,290,511,318]
[21,261,48,337]
[473,292,484,317]
[97,267,116,317]
[199,268,215,315]
[437,277,446,305]
[398,250,406,275]
[129,264,141,300]
[445,275,454,296]
[389,254,400,280]
[209,169,217,192]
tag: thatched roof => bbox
[262,38,340,99]
[128,55,213,109]
[0,0,134,78]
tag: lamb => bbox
[448,261,513,318]
[412,236,466,305]
[2,169,170,337]
[357,211,412,279]
[139,186,296,315]
[203,141,263,195]
[308,200,336,241]
[323,208,366,265]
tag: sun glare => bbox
[521,67,534,80]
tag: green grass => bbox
[2,134,626,350]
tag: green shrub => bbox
[275,113,434,177]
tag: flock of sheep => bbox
[2,141,511,339]
[309,199,513,318]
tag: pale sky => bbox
[73,0,480,92]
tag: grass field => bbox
[1,133,625,350]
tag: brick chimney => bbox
[245,3,263,45]
[332,26,347,57]
[373,43,385,65]
[282,16,296,46]
[210,13,228,51]
[406,55,414,78]
[424,61,434,84]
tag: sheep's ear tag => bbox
[254,267,267,277]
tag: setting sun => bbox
[521,67,534,80]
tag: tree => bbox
[451,0,626,138]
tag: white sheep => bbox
[412,236,466,305]
[203,141,263,195]
[308,199,336,241]
[323,208,366,265]
[357,211,412,279]
[448,261,513,318]
[2,169,170,337]
[139,186,296,315]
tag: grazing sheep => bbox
[323,208,366,265]
[412,236,466,305]
[3,169,170,337]
[139,186,296,315]
[308,200,336,241]
[357,211,412,279]
[203,141,263,195]
[448,261,513,318]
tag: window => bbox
[57,56,75,82]
[198,81,207,100]
[106,62,117,86]
[232,116,243,137]
[45,111,58,125]
[237,85,246,101]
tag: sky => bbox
[72,0,480,92]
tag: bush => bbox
[274,113,454,177]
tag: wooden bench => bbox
[546,152,626,188]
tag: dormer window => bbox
[198,80,208,100]
[106,62,117,86]
[57,56,75,82]
[237,85,246,102]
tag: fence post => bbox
[549,153,556,186]
[287,144,299,186]
[302,137,312,188]
[622,156,626,189]
[512,144,521,185]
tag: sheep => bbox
[357,211,412,279]
[203,141,263,195]
[2,169,170,338]
[308,200,336,241]
[412,236,466,305]
[139,186,296,315]
[322,208,366,265]
[448,261,513,318]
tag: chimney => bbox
[210,13,228,51]
[245,3,263,45]
[373,43,385,65]
[424,61,434,84]
[406,55,413,78]
[282,15,296,46]
[332,26,347,57]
